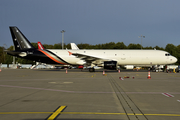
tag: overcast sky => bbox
[1,0,180,48]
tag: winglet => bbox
[38,41,45,50]
[70,43,79,50]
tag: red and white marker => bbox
[119,77,124,80]
[162,93,174,97]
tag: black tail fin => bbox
[9,27,35,51]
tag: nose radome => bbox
[172,56,177,63]
[175,57,178,62]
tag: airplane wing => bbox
[68,51,115,65]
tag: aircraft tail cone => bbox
[147,71,151,79]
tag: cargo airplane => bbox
[7,27,177,72]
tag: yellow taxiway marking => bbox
[61,112,126,115]
[144,114,180,116]
[136,74,139,76]
[47,106,66,120]
[1,111,180,117]
[61,112,180,116]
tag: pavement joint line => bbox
[2,84,180,94]
[47,106,66,120]
[1,112,180,117]
[0,112,53,114]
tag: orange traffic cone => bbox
[103,71,105,75]
[118,69,120,73]
[66,68,67,74]
[147,71,151,79]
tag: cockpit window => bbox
[165,53,171,56]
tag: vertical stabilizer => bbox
[9,27,35,51]
[70,43,79,50]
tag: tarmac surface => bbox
[0,68,180,120]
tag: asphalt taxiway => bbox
[0,69,180,120]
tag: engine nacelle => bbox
[124,65,134,69]
[104,61,117,70]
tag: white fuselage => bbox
[47,49,177,66]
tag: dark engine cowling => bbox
[104,61,117,70]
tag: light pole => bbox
[61,30,65,49]
[139,35,145,49]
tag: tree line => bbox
[0,42,180,65]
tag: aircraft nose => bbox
[172,56,178,63]
[175,57,178,62]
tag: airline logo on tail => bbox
[38,42,44,50]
